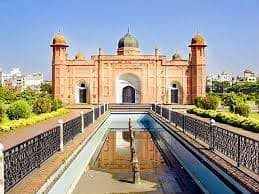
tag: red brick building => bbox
[51,31,206,104]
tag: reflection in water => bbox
[94,130,165,172]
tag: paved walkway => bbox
[0,108,91,150]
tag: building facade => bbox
[0,68,43,91]
[51,32,207,104]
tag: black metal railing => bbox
[101,105,104,114]
[94,107,100,120]
[162,107,169,120]
[4,126,60,191]
[2,103,108,192]
[151,104,259,176]
[170,111,184,129]
[84,110,93,128]
[63,116,82,145]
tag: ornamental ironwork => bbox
[84,111,93,128]
[213,126,239,162]
[170,111,184,129]
[162,107,169,120]
[4,126,60,191]
[63,116,82,145]
[94,107,100,120]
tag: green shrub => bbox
[51,99,63,111]
[194,96,206,109]
[204,95,220,110]
[0,101,5,122]
[33,98,52,114]
[194,95,220,110]
[255,99,259,109]
[235,103,251,117]
[7,100,31,120]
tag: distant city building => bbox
[243,69,256,82]
[217,71,231,82]
[24,73,43,90]
[0,67,43,90]
[234,69,257,83]
[206,71,232,92]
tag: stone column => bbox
[80,111,84,133]
[0,143,4,194]
[58,119,64,152]
[210,119,216,149]
[92,107,95,123]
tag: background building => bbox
[0,68,43,91]
[51,32,207,104]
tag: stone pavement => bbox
[7,111,110,194]
[0,109,89,150]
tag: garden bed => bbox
[0,108,70,132]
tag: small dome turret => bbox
[52,32,67,45]
[172,52,182,60]
[191,34,206,45]
[75,52,85,60]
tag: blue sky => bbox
[0,0,258,80]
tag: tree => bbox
[255,99,259,109]
[0,86,15,103]
[212,81,231,93]
[40,83,52,94]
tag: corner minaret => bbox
[189,34,207,103]
[51,32,68,63]
[50,32,68,100]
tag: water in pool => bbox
[73,128,202,194]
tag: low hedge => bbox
[0,108,70,132]
[187,107,259,132]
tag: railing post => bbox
[154,103,157,114]
[99,104,101,116]
[210,119,215,150]
[237,135,241,167]
[0,143,4,194]
[92,107,95,123]
[160,104,163,117]
[183,111,186,132]
[80,111,84,133]
[58,119,64,152]
[168,109,171,123]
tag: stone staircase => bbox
[108,103,151,112]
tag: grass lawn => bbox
[249,112,259,120]
[0,108,70,133]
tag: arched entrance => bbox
[169,83,179,104]
[116,73,140,103]
[75,81,88,104]
[122,86,135,103]
[79,83,87,103]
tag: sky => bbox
[0,0,258,80]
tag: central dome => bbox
[118,32,139,48]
